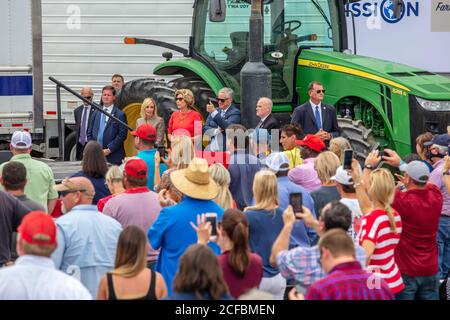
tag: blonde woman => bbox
[97,165,125,212]
[329,137,351,164]
[154,136,195,205]
[136,98,165,147]
[168,89,202,141]
[351,157,404,295]
[244,170,285,300]
[209,163,235,209]
[97,226,168,300]
[311,151,341,215]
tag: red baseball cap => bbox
[131,124,157,141]
[18,211,57,246]
[295,134,325,153]
[125,158,148,179]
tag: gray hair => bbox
[258,97,273,112]
[218,87,234,100]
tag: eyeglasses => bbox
[315,90,326,94]
[176,97,184,102]
[59,190,83,198]
[83,96,92,100]
[218,98,229,103]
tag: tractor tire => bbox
[64,131,77,161]
[168,77,216,121]
[115,78,177,157]
[337,117,379,163]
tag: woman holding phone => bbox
[244,170,285,299]
[350,159,404,295]
[192,209,263,299]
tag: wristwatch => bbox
[364,164,373,170]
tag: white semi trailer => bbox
[0,0,193,160]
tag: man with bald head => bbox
[51,177,122,297]
[74,87,96,160]
[256,97,280,131]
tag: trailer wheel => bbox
[337,117,379,163]
[116,78,177,156]
[64,131,77,161]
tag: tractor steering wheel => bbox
[273,20,302,35]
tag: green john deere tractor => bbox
[116,0,450,159]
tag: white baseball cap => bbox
[331,165,362,186]
[11,131,32,149]
[264,152,290,173]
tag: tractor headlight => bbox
[415,97,450,111]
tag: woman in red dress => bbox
[168,89,202,142]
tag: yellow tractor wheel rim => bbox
[122,102,142,157]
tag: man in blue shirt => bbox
[264,152,318,248]
[148,158,223,296]
[51,177,122,298]
[132,123,167,191]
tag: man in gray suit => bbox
[291,81,340,143]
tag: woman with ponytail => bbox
[218,209,263,298]
[350,156,404,295]
[191,209,263,299]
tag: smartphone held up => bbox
[204,213,218,241]
[289,192,303,218]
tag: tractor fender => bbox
[154,59,224,94]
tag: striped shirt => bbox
[358,209,404,294]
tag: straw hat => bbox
[170,158,219,200]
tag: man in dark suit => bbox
[87,85,128,165]
[74,87,96,160]
[255,97,280,131]
[291,81,340,142]
[203,87,241,151]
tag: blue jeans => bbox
[395,274,439,300]
[438,216,450,279]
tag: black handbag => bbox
[439,269,450,300]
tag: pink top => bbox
[287,158,321,192]
[102,187,162,261]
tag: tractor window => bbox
[194,0,336,104]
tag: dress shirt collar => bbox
[103,104,114,113]
[310,100,322,109]
[328,261,362,274]
[15,255,56,269]
[69,204,99,213]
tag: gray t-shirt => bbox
[0,192,30,265]
[16,195,46,212]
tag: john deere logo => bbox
[380,0,405,23]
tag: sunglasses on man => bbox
[315,89,326,94]
[217,98,229,103]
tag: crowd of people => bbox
[0,75,449,301]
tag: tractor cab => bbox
[193,0,344,104]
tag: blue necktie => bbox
[79,107,88,144]
[314,106,322,130]
[97,108,107,147]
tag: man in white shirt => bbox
[0,211,92,300]
[331,165,363,241]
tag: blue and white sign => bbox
[346,0,450,74]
